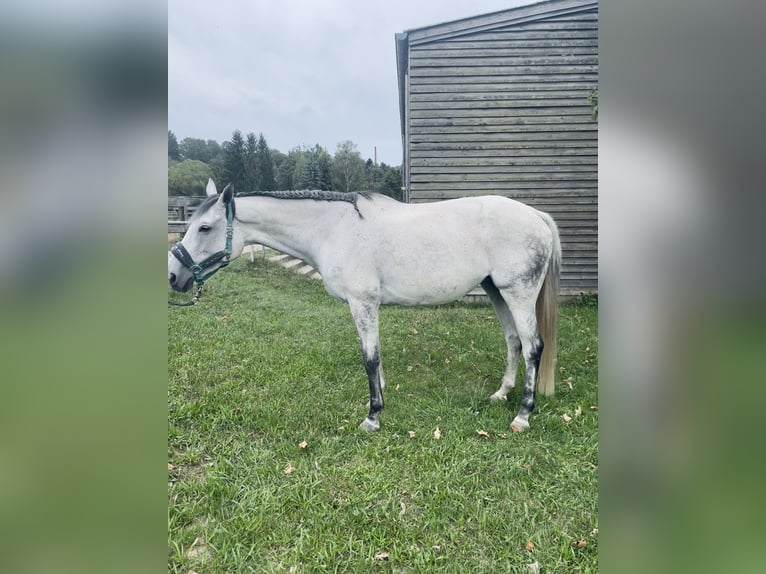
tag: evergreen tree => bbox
[360,160,403,200]
[364,158,375,190]
[223,129,246,191]
[313,144,333,191]
[379,163,403,200]
[300,154,321,190]
[271,149,287,189]
[208,156,226,188]
[299,145,332,190]
[166,130,403,198]
[244,132,259,191]
[206,139,222,162]
[277,147,302,190]
[292,151,308,189]
[255,133,275,190]
[168,130,181,161]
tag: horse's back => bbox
[372,193,542,221]
[321,194,553,305]
[366,195,550,247]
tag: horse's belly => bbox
[379,271,485,306]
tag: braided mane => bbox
[233,190,371,217]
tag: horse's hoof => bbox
[510,416,530,432]
[358,417,380,432]
[489,393,507,403]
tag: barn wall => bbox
[402,5,598,294]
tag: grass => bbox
[168,256,598,573]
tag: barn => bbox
[395,0,598,295]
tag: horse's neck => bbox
[235,197,343,265]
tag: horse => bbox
[169,179,561,433]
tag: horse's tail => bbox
[536,211,561,396]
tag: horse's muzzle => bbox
[169,272,194,293]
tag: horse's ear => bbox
[206,178,218,197]
[220,182,233,205]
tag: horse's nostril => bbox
[169,273,176,285]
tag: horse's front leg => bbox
[349,299,384,432]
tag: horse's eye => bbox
[199,225,211,233]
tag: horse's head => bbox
[168,179,240,292]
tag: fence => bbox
[168,195,266,262]
[168,196,204,233]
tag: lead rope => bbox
[168,282,204,307]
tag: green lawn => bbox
[168,256,598,573]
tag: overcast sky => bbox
[169,0,534,166]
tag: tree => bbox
[205,140,222,162]
[208,156,226,188]
[378,163,403,200]
[364,158,376,190]
[168,159,212,196]
[292,150,308,189]
[244,132,259,192]
[300,144,332,190]
[222,129,246,191]
[166,131,402,198]
[180,137,221,163]
[362,160,403,200]
[332,140,365,192]
[168,130,181,161]
[271,149,287,189]
[315,145,333,191]
[300,153,320,190]
[277,147,302,190]
[255,133,275,190]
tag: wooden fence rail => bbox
[168,196,204,233]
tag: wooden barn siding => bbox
[405,8,598,294]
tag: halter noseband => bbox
[169,200,234,306]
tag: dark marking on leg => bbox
[349,299,384,432]
[363,348,384,417]
[518,334,545,417]
[521,395,536,413]
[482,275,524,401]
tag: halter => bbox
[168,200,235,306]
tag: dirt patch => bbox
[186,536,212,563]
[169,450,213,484]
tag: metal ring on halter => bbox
[168,283,204,307]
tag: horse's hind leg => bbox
[501,294,544,432]
[349,298,384,432]
[481,277,522,402]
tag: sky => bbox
[169,0,534,166]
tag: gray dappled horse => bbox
[169,180,560,433]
